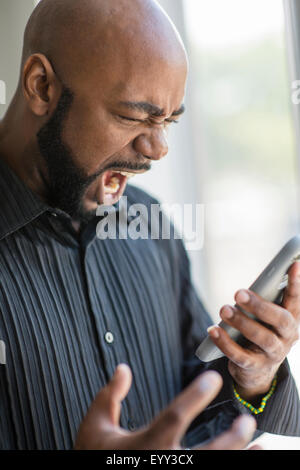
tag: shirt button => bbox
[104,331,114,344]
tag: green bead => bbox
[233,376,277,416]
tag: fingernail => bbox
[207,325,220,339]
[221,305,234,319]
[236,289,250,304]
[236,416,256,437]
[116,363,130,374]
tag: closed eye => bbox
[165,119,179,124]
[118,115,143,123]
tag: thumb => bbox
[74,365,132,450]
[107,364,133,425]
[85,364,132,427]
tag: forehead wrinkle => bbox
[119,101,164,117]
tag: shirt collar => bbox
[0,157,48,241]
[0,157,124,242]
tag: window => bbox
[182,0,300,449]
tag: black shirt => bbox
[0,157,299,450]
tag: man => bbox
[0,0,299,450]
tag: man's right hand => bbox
[74,364,259,450]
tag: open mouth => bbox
[100,170,137,205]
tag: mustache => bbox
[80,157,152,192]
[101,158,152,173]
[89,158,152,182]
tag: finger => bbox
[207,324,258,369]
[149,371,223,448]
[89,364,132,426]
[220,305,282,359]
[282,262,300,321]
[198,415,257,450]
[234,289,295,339]
[109,364,133,425]
[109,364,133,402]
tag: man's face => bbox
[37,50,187,222]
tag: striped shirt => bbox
[0,156,299,449]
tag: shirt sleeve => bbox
[177,240,300,448]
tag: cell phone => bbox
[195,235,300,362]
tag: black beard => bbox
[37,87,100,223]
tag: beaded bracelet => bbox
[233,375,277,415]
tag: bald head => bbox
[1,0,188,222]
[22,0,187,85]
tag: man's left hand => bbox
[208,262,300,402]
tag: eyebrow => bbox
[118,101,186,118]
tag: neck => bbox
[0,101,51,203]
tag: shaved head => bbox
[1,0,188,226]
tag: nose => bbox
[133,128,169,161]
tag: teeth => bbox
[118,171,136,179]
[103,170,136,196]
[104,175,120,194]
[104,185,119,194]
[110,176,120,184]
[110,171,136,179]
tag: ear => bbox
[22,53,61,117]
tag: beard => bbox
[37,86,102,224]
[37,86,151,224]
